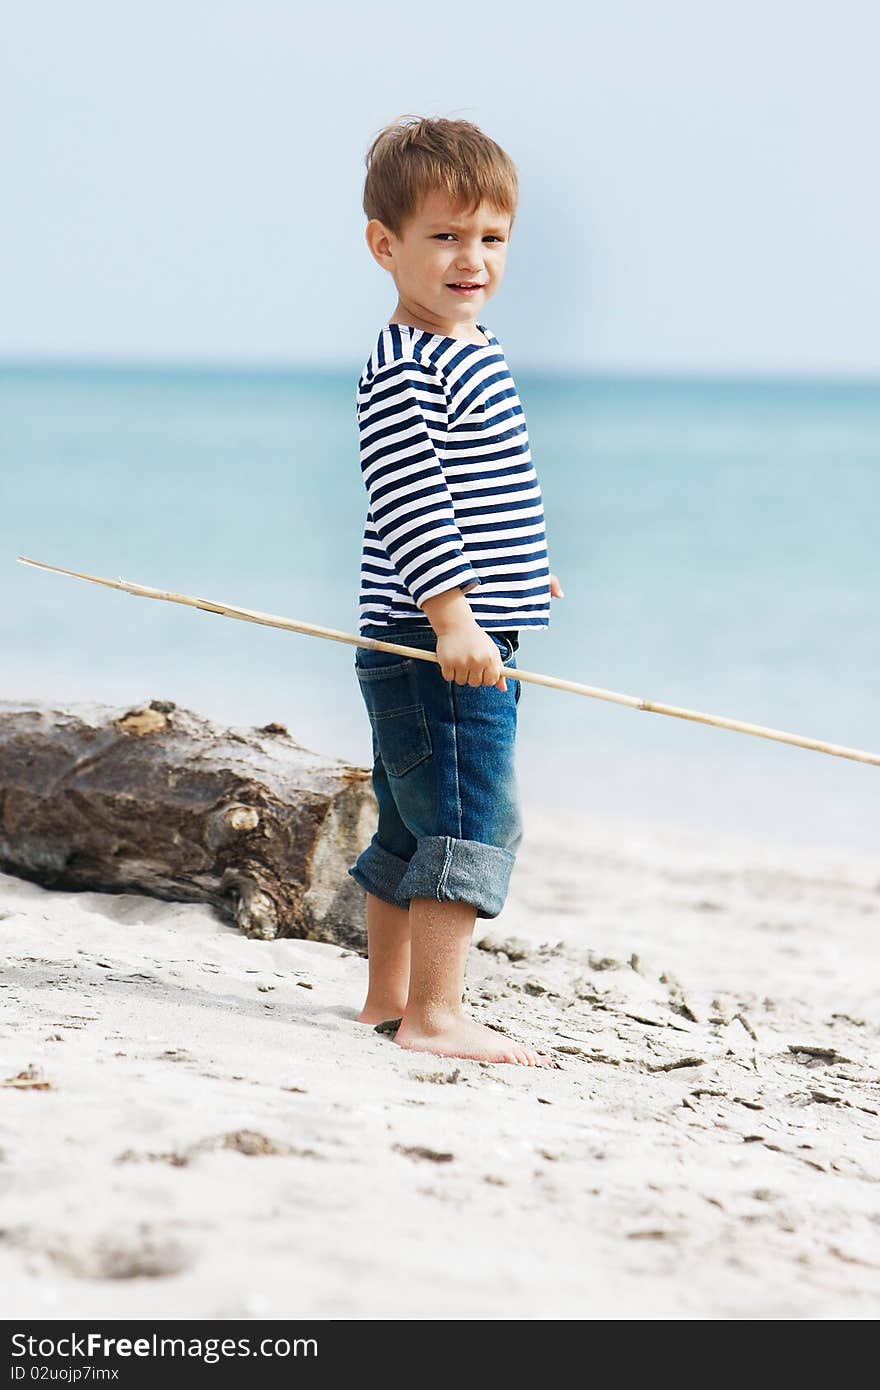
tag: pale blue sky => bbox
[2,1,878,376]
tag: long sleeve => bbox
[358,357,482,611]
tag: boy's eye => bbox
[433,234,505,243]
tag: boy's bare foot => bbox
[394,1011,551,1066]
[358,894,411,1026]
[355,999,407,1025]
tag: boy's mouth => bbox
[446,282,484,295]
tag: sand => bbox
[1,801,878,1320]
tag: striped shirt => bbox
[355,321,551,634]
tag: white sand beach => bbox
[1,801,878,1321]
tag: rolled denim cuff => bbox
[348,838,411,909]
[395,834,516,921]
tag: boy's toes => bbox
[504,1043,546,1066]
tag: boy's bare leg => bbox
[395,897,551,1065]
[355,891,411,1023]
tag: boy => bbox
[348,116,564,1066]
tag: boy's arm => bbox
[359,358,481,616]
[420,585,477,635]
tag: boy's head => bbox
[363,115,518,334]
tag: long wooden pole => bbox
[16,554,880,768]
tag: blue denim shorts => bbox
[348,624,523,920]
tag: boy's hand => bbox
[549,572,565,598]
[436,624,510,692]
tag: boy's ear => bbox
[365,218,395,271]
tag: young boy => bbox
[348,116,564,1066]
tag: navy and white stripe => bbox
[356,321,551,633]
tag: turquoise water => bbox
[2,363,877,856]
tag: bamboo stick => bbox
[16,554,880,768]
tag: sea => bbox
[2,362,877,859]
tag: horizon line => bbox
[1,354,878,389]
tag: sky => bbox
[1,1,878,377]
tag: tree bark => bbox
[0,698,373,949]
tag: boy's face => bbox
[367,189,512,335]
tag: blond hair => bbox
[362,114,518,237]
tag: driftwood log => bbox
[0,697,374,949]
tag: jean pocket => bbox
[508,651,521,705]
[355,658,433,777]
[488,635,521,705]
[490,633,515,665]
